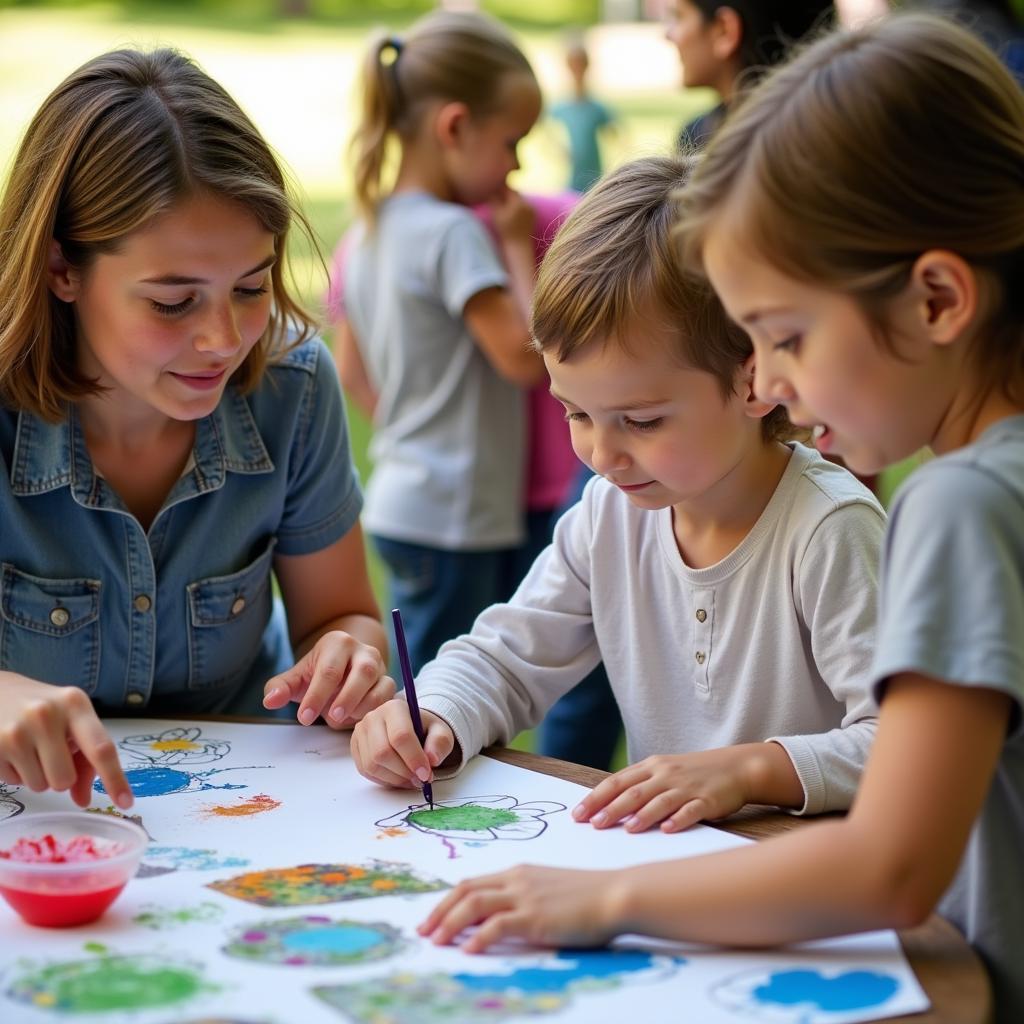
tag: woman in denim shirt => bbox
[0,49,394,810]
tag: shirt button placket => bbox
[125,524,157,709]
[693,589,713,694]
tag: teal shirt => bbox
[0,339,361,715]
[550,96,614,192]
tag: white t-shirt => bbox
[346,192,526,550]
[418,443,885,814]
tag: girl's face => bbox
[544,314,769,514]
[703,224,960,475]
[446,73,541,206]
[662,0,722,90]
[56,193,276,425]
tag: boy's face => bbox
[544,318,765,512]
[703,222,955,475]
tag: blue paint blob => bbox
[281,925,386,956]
[753,969,900,1011]
[453,949,661,994]
[95,766,191,797]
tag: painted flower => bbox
[375,795,566,842]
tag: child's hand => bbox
[489,186,535,247]
[0,672,133,809]
[573,748,773,834]
[350,698,455,789]
[262,631,395,729]
[418,864,622,953]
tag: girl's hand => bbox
[351,698,455,789]
[489,186,535,247]
[573,747,784,834]
[419,865,623,953]
[0,673,133,809]
[262,631,395,729]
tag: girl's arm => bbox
[421,673,1010,951]
[332,317,378,420]
[463,287,544,386]
[264,521,393,728]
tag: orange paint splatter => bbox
[375,827,407,839]
[204,793,281,818]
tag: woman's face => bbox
[662,0,725,90]
[55,192,276,426]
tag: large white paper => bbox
[0,719,929,1023]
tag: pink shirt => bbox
[327,191,582,512]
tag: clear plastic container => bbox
[0,811,147,927]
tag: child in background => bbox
[340,11,545,675]
[352,154,884,834]
[327,190,580,590]
[548,35,617,193]
[0,49,393,808]
[663,0,835,151]
[420,16,1024,1022]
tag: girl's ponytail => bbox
[350,34,403,223]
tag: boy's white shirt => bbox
[416,443,885,815]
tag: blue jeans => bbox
[536,466,622,771]
[372,536,519,677]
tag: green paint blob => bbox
[407,804,518,832]
[9,955,209,1013]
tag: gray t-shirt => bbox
[345,192,526,549]
[872,415,1024,1023]
[419,444,884,813]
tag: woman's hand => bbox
[263,630,395,729]
[0,672,132,808]
[351,698,456,789]
[419,864,624,953]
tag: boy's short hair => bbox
[532,155,793,443]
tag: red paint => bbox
[0,881,126,926]
[0,833,118,863]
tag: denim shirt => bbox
[0,339,362,714]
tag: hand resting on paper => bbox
[419,863,622,953]
[572,744,804,834]
[351,696,457,789]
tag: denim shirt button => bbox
[125,691,145,706]
[133,594,152,613]
[230,596,246,617]
[49,606,70,627]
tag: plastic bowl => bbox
[0,811,147,927]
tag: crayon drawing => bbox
[0,782,24,821]
[94,727,269,798]
[138,846,251,879]
[206,860,449,908]
[312,949,686,1023]
[712,966,904,1023]
[375,795,566,858]
[133,901,224,930]
[201,794,281,818]
[222,916,404,966]
[7,948,217,1014]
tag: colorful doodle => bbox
[0,782,24,821]
[313,948,686,1023]
[206,860,449,907]
[712,966,903,1022]
[118,727,232,766]
[222,915,404,966]
[86,804,154,839]
[138,846,250,879]
[375,795,566,851]
[7,951,216,1014]
[133,901,224,930]
[202,794,281,818]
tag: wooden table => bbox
[485,746,992,1024]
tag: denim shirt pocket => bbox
[0,563,102,694]
[186,538,276,692]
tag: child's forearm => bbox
[608,817,920,947]
[501,237,536,323]
[741,741,806,809]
